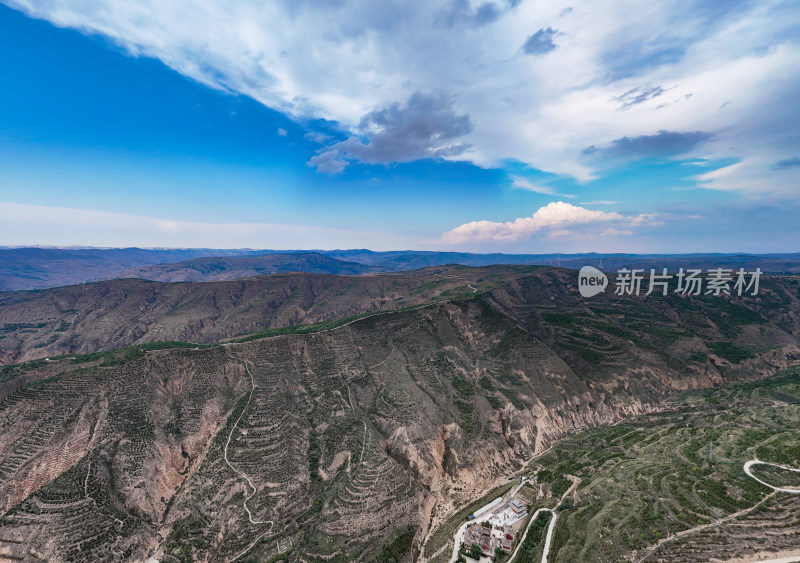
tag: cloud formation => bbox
[583,130,713,159]
[511,176,555,194]
[307,149,348,174]
[522,27,559,55]
[436,0,501,28]
[614,85,668,109]
[772,156,800,169]
[4,0,799,194]
[310,93,472,172]
[441,201,657,243]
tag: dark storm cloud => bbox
[772,157,800,170]
[330,93,472,166]
[614,86,667,109]
[582,130,713,159]
[522,27,558,55]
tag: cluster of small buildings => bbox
[462,495,527,557]
[488,497,527,527]
[463,521,517,555]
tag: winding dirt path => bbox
[220,349,279,562]
[222,353,272,526]
[744,460,800,494]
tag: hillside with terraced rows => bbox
[0,270,798,562]
[0,265,536,366]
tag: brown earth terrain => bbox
[0,269,797,561]
[0,265,535,365]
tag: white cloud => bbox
[511,176,555,195]
[0,202,399,249]
[440,201,658,243]
[277,127,287,136]
[4,0,799,193]
[304,131,332,144]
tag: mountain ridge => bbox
[4,246,800,290]
[0,268,798,561]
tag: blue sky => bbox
[0,0,798,252]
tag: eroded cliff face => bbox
[0,396,105,514]
[0,275,799,562]
[0,347,246,561]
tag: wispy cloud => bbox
[613,85,669,109]
[772,156,800,169]
[510,176,556,195]
[0,202,397,249]
[582,130,714,159]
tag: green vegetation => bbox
[451,376,475,399]
[512,511,551,563]
[499,388,525,410]
[370,525,415,562]
[454,399,475,433]
[231,301,450,343]
[707,341,757,363]
[0,322,47,333]
[479,376,495,391]
[165,514,212,561]
[231,312,380,342]
[749,463,800,488]
[410,279,448,295]
[23,368,90,388]
[549,478,571,499]
[0,357,49,384]
[754,434,800,466]
[66,340,213,366]
[486,395,502,409]
[529,367,800,562]
[695,296,767,337]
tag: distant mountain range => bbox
[0,247,262,291]
[1,246,800,290]
[113,252,374,281]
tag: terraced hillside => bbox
[0,265,534,365]
[0,270,798,562]
[510,367,800,563]
[486,270,800,381]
